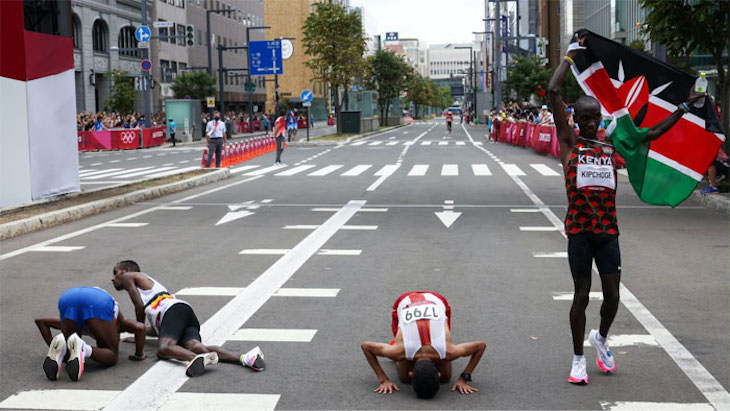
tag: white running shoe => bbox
[568,356,589,385]
[43,333,67,381]
[240,346,265,372]
[65,333,85,382]
[185,352,219,377]
[589,329,616,373]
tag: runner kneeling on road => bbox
[361,291,486,398]
[35,286,147,382]
[111,260,265,377]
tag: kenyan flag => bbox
[570,30,725,206]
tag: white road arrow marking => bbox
[435,210,462,228]
[216,210,254,226]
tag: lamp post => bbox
[274,36,296,116]
[456,46,475,120]
[246,26,270,132]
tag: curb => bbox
[0,169,230,240]
[689,189,730,214]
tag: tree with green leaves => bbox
[104,72,136,114]
[171,71,215,101]
[503,56,551,104]
[639,0,729,135]
[437,85,454,108]
[406,72,436,119]
[302,2,366,134]
[365,49,411,122]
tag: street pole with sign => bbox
[138,1,151,148]
[246,26,271,132]
[301,89,312,141]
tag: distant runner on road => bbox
[445,112,453,133]
[361,291,486,398]
[112,260,265,377]
[35,286,147,382]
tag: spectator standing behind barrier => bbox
[538,105,554,125]
[205,111,227,168]
[273,110,287,165]
[93,115,104,131]
[168,118,176,147]
[286,111,297,142]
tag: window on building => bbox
[118,26,139,57]
[92,19,108,53]
[179,62,187,74]
[72,14,81,49]
[170,61,177,80]
[176,24,185,46]
[175,0,185,8]
[158,21,168,42]
[161,60,171,82]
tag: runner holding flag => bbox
[548,32,705,385]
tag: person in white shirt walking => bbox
[205,111,227,168]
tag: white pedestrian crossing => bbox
[408,164,429,176]
[386,141,399,146]
[442,164,458,176]
[84,167,156,180]
[368,141,383,146]
[275,165,317,176]
[501,164,526,176]
[113,166,177,179]
[350,141,367,146]
[530,163,560,176]
[78,168,123,177]
[471,164,492,176]
[374,164,399,176]
[421,141,432,145]
[146,166,199,179]
[308,165,343,176]
[341,164,372,176]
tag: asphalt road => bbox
[1,120,727,410]
[76,125,337,190]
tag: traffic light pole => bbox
[246,26,270,132]
[216,44,249,120]
[140,0,151,148]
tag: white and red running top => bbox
[395,292,448,360]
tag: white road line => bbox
[230,328,317,342]
[367,127,431,192]
[599,402,713,411]
[283,225,377,230]
[311,207,388,212]
[104,223,148,228]
[308,165,343,176]
[474,141,483,146]
[142,155,152,158]
[520,226,560,231]
[374,164,399,176]
[386,141,399,146]
[532,251,568,258]
[178,160,190,164]
[583,334,658,347]
[421,141,432,145]
[109,159,121,163]
[156,153,166,156]
[162,163,174,167]
[30,246,85,252]
[146,166,198,179]
[461,123,730,410]
[103,200,364,411]
[230,165,261,174]
[113,167,176,179]
[553,292,604,301]
[350,141,367,146]
[0,390,280,411]
[441,164,459,176]
[78,168,123,177]
[239,249,290,255]
[471,164,492,176]
[127,157,137,160]
[159,206,193,210]
[438,141,448,146]
[274,165,317,176]
[501,163,526,176]
[78,169,98,176]
[176,287,340,297]
[368,141,383,146]
[408,164,429,176]
[89,162,104,166]
[456,141,466,146]
[245,164,286,176]
[530,163,561,176]
[510,208,541,213]
[317,249,361,255]
[341,165,372,176]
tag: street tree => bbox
[104,71,136,114]
[302,2,366,134]
[407,72,435,119]
[365,49,411,122]
[437,85,454,108]
[503,56,551,105]
[639,0,729,135]
[171,71,215,101]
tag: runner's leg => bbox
[84,318,119,366]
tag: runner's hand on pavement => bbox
[374,380,399,394]
[451,378,479,395]
[128,353,147,361]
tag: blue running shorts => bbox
[58,287,118,329]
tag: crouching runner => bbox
[361,291,486,398]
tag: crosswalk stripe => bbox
[456,141,466,145]
[230,165,261,174]
[104,223,148,228]
[532,251,567,258]
[175,287,340,297]
[78,168,123,177]
[350,141,367,146]
[471,164,492,176]
[519,226,559,231]
[230,328,317,342]
[275,165,317,176]
[530,163,560,176]
[599,402,712,410]
[386,141,399,146]
[375,164,399,176]
[78,169,98,176]
[421,141,432,145]
[341,164,371,176]
[501,163,526,176]
[368,141,383,146]
[113,166,177,179]
[553,292,604,301]
[308,165,343,176]
[245,164,286,176]
[441,164,458,176]
[438,141,448,146]
[240,248,361,255]
[146,166,199,179]
[408,164,429,176]
[30,246,85,252]
[83,167,156,179]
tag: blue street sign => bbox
[301,89,313,103]
[141,59,152,71]
[135,25,151,42]
[248,40,283,76]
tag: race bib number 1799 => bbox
[401,304,442,324]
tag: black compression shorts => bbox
[159,303,201,346]
[567,232,621,278]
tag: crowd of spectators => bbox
[76,111,168,131]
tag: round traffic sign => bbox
[141,59,152,71]
[281,39,294,60]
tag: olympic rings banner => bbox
[78,126,166,151]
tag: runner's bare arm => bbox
[446,341,486,394]
[118,313,146,360]
[361,341,404,394]
[34,318,62,346]
[549,36,585,166]
[644,89,707,142]
[122,274,146,323]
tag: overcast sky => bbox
[351,0,487,46]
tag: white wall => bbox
[0,76,33,208]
